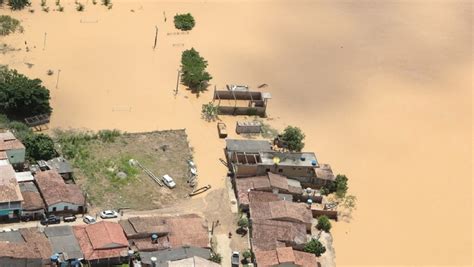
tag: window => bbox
[64,206,69,211]
[278,169,283,173]
[52,207,57,212]
[266,168,270,172]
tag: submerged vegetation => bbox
[7,0,30,10]
[0,66,52,119]
[0,15,22,36]
[181,48,212,92]
[174,13,195,31]
[281,126,305,152]
[201,102,218,121]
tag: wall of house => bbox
[6,148,25,165]
[217,106,266,117]
[47,202,83,213]
[235,165,259,177]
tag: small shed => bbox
[236,121,262,134]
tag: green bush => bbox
[0,67,52,119]
[321,174,349,198]
[181,48,212,92]
[0,15,22,36]
[23,133,57,161]
[174,13,195,31]
[97,129,121,142]
[238,217,249,229]
[316,215,332,232]
[304,239,326,257]
[209,253,222,264]
[201,102,218,121]
[8,0,30,10]
[281,126,305,152]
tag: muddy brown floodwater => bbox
[0,0,471,266]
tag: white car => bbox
[188,160,197,176]
[100,210,119,219]
[83,215,96,224]
[162,174,176,188]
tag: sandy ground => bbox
[0,0,472,266]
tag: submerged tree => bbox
[181,48,212,92]
[8,0,30,10]
[201,102,218,121]
[174,13,195,31]
[0,15,22,36]
[0,66,52,119]
[281,126,305,152]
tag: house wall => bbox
[217,106,266,117]
[235,165,259,177]
[6,148,25,165]
[47,202,83,213]
[0,201,22,216]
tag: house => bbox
[254,247,318,267]
[0,227,53,266]
[119,214,209,252]
[168,256,220,267]
[0,131,25,166]
[225,139,335,187]
[73,221,130,266]
[35,170,85,214]
[20,182,45,220]
[44,225,83,261]
[140,247,213,267]
[0,164,23,220]
[251,219,308,251]
[213,88,271,117]
[47,157,73,179]
[235,172,303,210]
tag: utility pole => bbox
[43,32,47,51]
[55,69,61,89]
[153,26,158,50]
[175,69,181,95]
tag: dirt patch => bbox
[64,130,194,210]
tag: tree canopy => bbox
[23,133,57,161]
[0,67,52,119]
[316,215,332,232]
[8,0,30,10]
[238,217,249,229]
[181,48,212,92]
[0,15,22,36]
[281,126,305,152]
[174,13,195,31]
[304,239,326,257]
[321,174,349,198]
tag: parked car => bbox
[187,160,197,176]
[162,174,176,188]
[63,214,77,222]
[40,215,60,225]
[100,210,118,219]
[231,251,240,267]
[83,215,97,224]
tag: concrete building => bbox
[0,164,23,220]
[35,170,85,214]
[254,247,318,267]
[0,131,25,166]
[140,247,213,267]
[213,89,271,117]
[47,157,73,180]
[225,139,335,187]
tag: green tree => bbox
[0,15,21,36]
[304,239,326,257]
[281,126,305,152]
[0,67,52,119]
[174,13,195,31]
[181,48,212,92]
[23,133,57,161]
[316,215,332,232]
[8,0,30,10]
[242,249,252,261]
[321,174,349,198]
[238,217,249,229]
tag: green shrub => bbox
[321,174,349,198]
[238,217,249,229]
[316,215,332,232]
[8,0,30,10]
[209,253,222,264]
[281,126,305,152]
[0,15,21,36]
[174,13,195,31]
[201,102,218,121]
[304,239,326,257]
[97,129,121,142]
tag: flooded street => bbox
[1,0,471,265]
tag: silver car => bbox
[162,174,176,188]
[100,210,119,219]
[83,215,96,224]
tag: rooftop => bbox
[73,222,129,260]
[254,247,318,267]
[260,151,318,167]
[140,247,211,266]
[44,225,83,260]
[251,219,307,251]
[0,228,52,261]
[250,199,312,226]
[14,171,34,183]
[315,163,336,181]
[47,157,73,174]
[0,131,24,151]
[225,139,273,153]
[0,164,23,203]
[168,256,220,267]
[35,170,84,206]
